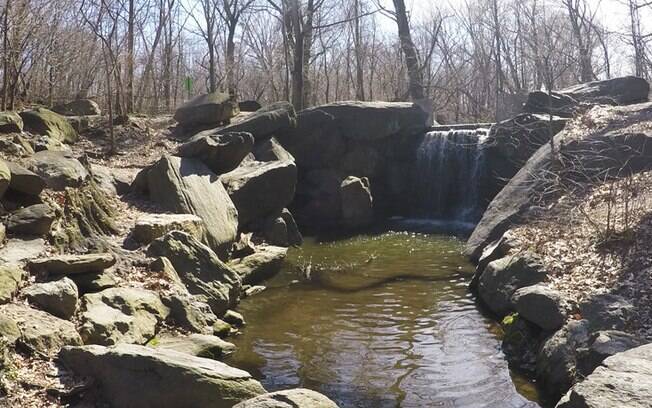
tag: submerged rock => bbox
[23,277,78,319]
[59,344,265,407]
[234,388,339,408]
[79,287,170,346]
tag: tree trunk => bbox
[126,0,135,113]
[392,0,424,101]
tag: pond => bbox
[226,228,543,407]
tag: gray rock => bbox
[26,150,89,190]
[6,203,55,236]
[20,108,79,144]
[23,277,78,319]
[466,102,652,261]
[91,164,125,196]
[0,264,24,304]
[162,292,219,334]
[234,388,339,408]
[69,270,119,294]
[174,92,238,127]
[238,100,261,112]
[152,333,236,359]
[28,253,116,276]
[53,99,102,116]
[0,159,10,198]
[537,320,591,398]
[221,159,297,227]
[340,176,373,228]
[177,131,254,174]
[229,245,287,285]
[556,343,652,408]
[145,155,238,258]
[0,111,23,133]
[262,209,303,247]
[59,344,265,407]
[133,213,204,245]
[216,101,296,142]
[213,319,233,338]
[470,230,519,291]
[0,238,46,265]
[478,253,547,316]
[513,284,565,331]
[79,287,170,345]
[6,161,45,196]
[148,231,242,316]
[150,256,188,293]
[252,138,295,163]
[0,303,82,356]
[577,330,642,376]
[223,310,245,327]
[579,293,634,331]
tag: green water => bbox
[227,230,543,407]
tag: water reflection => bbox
[227,232,542,407]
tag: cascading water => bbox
[410,128,490,223]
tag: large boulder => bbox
[28,253,116,276]
[524,76,649,117]
[221,158,297,227]
[466,102,652,261]
[144,155,239,257]
[0,303,82,356]
[478,253,547,316]
[340,176,373,228]
[174,92,238,127]
[556,343,652,408]
[79,287,170,345]
[537,320,591,398]
[234,389,339,408]
[513,284,565,331]
[217,101,296,142]
[0,159,10,198]
[6,161,45,196]
[23,277,78,320]
[53,99,102,116]
[148,231,242,316]
[0,265,24,304]
[229,245,287,285]
[6,203,55,236]
[132,213,204,245]
[20,108,79,143]
[0,111,23,133]
[177,131,254,174]
[26,150,89,190]
[59,344,265,407]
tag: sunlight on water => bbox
[227,232,543,408]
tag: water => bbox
[411,129,490,222]
[226,231,543,407]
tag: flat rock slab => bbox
[229,246,287,285]
[0,303,82,356]
[234,388,339,408]
[0,238,46,265]
[133,213,204,244]
[59,344,265,408]
[557,343,652,408]
[28,253,116,276]
[152,333,236,360]
[79,287,169,346]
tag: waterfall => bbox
[411,128,490,223]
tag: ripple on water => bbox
[227,232,542,408]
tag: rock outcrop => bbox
[142,155,239,257]
[174,92,238,127]
[59,344,265,407]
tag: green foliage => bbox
[502,313,519,326]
